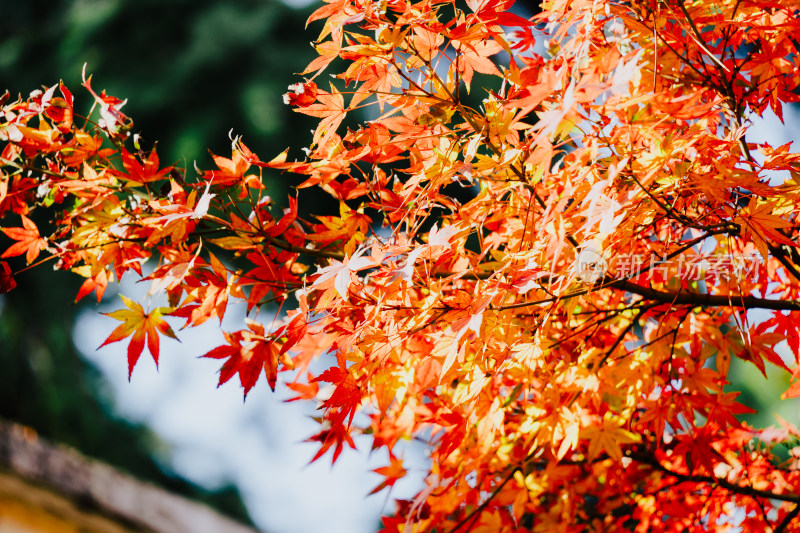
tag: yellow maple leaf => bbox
[99,295,177,378]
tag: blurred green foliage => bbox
[0,0,331,524]
[1,0,320,183]
[730,349,799,432]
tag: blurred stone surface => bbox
[0,419,261,533]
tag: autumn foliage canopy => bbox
[3,0,800,530]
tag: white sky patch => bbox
[745,104,800,186]
[279,0,318,9]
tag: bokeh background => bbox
[0,1,424,531]
[1,1,799,532]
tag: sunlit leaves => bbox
[369,455,407,495]
[1,214,47,264]
[4,0,800,530]
[119,147,172,184]
[99,295,178,377]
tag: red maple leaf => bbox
[203,320,280,394]
[0,261,16,293]
[1,214,47,264]
[119,148,172,183]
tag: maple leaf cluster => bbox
[3,0,800,531]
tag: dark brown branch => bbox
[488,274,800,312]
[594,305,650,369]
[609,279,800,311]
[447,466,520,533]
[769,243,800,283]
[634,451,800,504]
[775,502,800,533]
[677,0,730,74]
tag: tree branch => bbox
[608,279,800,311]
[634,451,800,504]
[775,502,800,533]
[447,466,520,533]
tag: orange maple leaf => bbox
[1,214,47,264]
[120,148,172,184]
[369,455,407,494]
[202,149,252,186]
[99,295,178,378]
[294,83,346,148]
